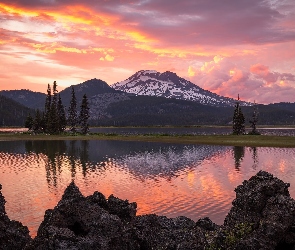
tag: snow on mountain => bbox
[111,70,250,107]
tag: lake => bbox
[90,127,295,136]
[0,139,294,238]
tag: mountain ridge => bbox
[111,70,251,107]
[1,74,295,126]
[0,94,34,126]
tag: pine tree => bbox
[79,94,90,135]
[48,81,59,134]
[57,94,66,133]
[25,113,34,130]
[33,109,42,133]
[249,102,260,135]
[232,95,245,135]
[68,86,78,133]
[44,83,51,133]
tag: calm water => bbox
[90,127,295,136]
[0,140,295,238]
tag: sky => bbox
[0,0,295,104]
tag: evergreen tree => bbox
[25,113,34,130]
[249,102,260,135]
[44,83,51,133]
[57,94,67,133]
[79,94,90,135]
[48,81,59,134]
[68,86,78,133]
[232,95,245,135]
[33,109,42,133]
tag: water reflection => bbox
[0,140,294,238]
[24,140,93,186]
[250,147,258,169]
[233,146,245,170]
[232,146,259,170]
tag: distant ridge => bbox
[0,89,45,110]
[0,94,33,126]
[111,70,251,107]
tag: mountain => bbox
[0,89,46,110]
[0,95,34,126]
[111,70,250,107]
[59,78,133,119]
[59,78,120,107]
[1,78,294,126]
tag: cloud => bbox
[188,57,295,104]
[0,1,294,104]
[2,0,295,47]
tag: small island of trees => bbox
[25,81,89,135]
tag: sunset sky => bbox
[0,0,295,104]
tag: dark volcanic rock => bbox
[133,214,207,249]
[209,170,295,250]
[25,181,137,249]
[25,181,207,250]
[0,184,31,250]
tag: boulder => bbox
[209,170,295,249]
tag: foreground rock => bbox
[0,184,31,249]
[25,182,207,249]
[209,170,295,249]
[1,170,295,249]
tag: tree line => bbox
[25,81,90,134]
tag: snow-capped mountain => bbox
[111,70,250,107]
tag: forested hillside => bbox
[91,96,295,126]
[0,95,34,126]
[0,89,45,110]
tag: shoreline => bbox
[0,133,294,147]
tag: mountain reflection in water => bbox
[0,140,294,238]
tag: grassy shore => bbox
[0,133,294,147]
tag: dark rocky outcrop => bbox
[0,184,31,250]
[209,170,295,250]
[1,171,295,249]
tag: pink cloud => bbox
[189,57,295,104]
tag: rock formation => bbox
[1,171,295,249]
[208,170,295,249]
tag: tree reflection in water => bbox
[233,146,245,170]
[25,140,90,189]
[79,140,89,177]
[232,146,259,170]
[250,147,258,169]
